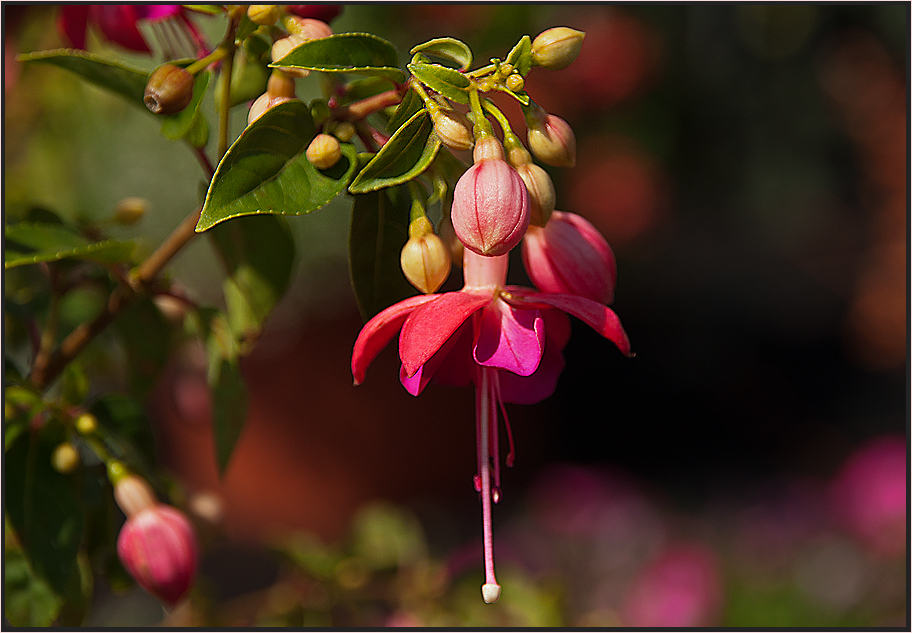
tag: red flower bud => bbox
[521,210,617,304]
[451,137,530,257]
[144,64,194,115]
[117,504,198,606]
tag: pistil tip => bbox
[482,582,501,604]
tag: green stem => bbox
[468,87,494,139]
[186,46,228,75]
[480,98,517,142]
[407,180,427,224]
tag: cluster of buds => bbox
[110,465,198,607]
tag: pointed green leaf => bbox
[197,100,358,232]
[209,356,247,475]
[5,429,84,597]
[493,83,530,106]
[209,215,295,352]
[349,109,441,194]
[17,49,149,107]
[407,62,471,104]
[5,222,135,269]
[3,542,64,627]
[387,86,423,133]
[271,33,406,82]
[505,35,533,76]
[410,37,473,71]
[349,187,416,320]
[160,70,210,141]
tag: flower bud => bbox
[75,412,98,435]
[248,93,296,125]
[117,504,198,605]
[113,196,149,225]
[451,137,530,257]
[507,145,555,226]
[333,121,356,142]
[306,133,342,169]
[506,73,524,93]
[266,70,296,99]
[114,474,158,518]
[525,106,576,168]
[271,35,310,78]
[247,5,279,26]
[531,27,586,71]
[51,442,80,474]
[521,210,617,304]
[400,217,452,294]
[144,64,194,115]
[430,106,475,151]
[283,16,333,40]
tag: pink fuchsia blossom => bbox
[829,434,907,557]
[285,5,344,23]
[352,248,631,601]
[451,137,530,257]
[522,210,617,304]
[117,504,198,606]
[58,5,208,57]
[621,543,723,627]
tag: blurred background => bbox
[4,3,908,627]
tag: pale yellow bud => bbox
[271,35,310,78]
[247,5,279,26]
[51,442,80,474]
[400,222,452,294]
[267,70,296,99]
[333,121,356,142]
[506,73,524,93]
[113,197,149,225]
[248,93,296,125]
[531,27,586,70]
[306,133,342,169]
[431,107,475,151]
[283,16,333,40]
[75,412,98,435]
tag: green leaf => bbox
[209,357,247,475]
[184,4,224,15]
[387,86,423,133]
[505,35,533,76]
[348,186,416,320]
[493,83,530,106]
[349,109,441,194]
[90,393,156,477]
[209,215,295,352]
[5,222,135,269]
[197,100,358,232]
[5,428,84,597]
[113,298,171,398]
[407,62,471,104]
[410,37,473,71]
[271,33,406,83]
[17,49,149,107]
[3,541,64,627]
[160,70,210,141]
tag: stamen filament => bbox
[477,365,501,603]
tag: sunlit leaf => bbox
[505,35,533,76]
[348,186,416,319]
[197,101,358,231]
[410,37,473,71]
[271,33,406,83]
[349,109,440,194]
[407,62,471,104]
[4,222,135,269]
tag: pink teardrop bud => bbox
[116,504,198,606]
[521,210,617,304]
[451,138,530,257]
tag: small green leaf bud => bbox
[306,133,342,170]
[333,121,356,142]
[113,197,149,225]
[52,442,80,474]
[430,106,475,152]
[506,73,524,93]
[497,63,514,78]
[531,27,586,70]
[144,64,194,115]
[401,217,452,294]
[247,5,279,26]
[310,99,332,126]
[75,412,99,435]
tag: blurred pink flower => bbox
[829,434,907,557]
[285,5,344,23]
[622,543,723,627]
[58,5,208,57]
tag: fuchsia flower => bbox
[522,210,618,304]
[285,5,344,23]
[117,504,198,606]
[58,5,207,57]
[352,248,631,601]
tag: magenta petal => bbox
[58,5,90,49]
[351,294,438,385]
[498,337,566,404]
[473,299,545,376]
[509,289,632,357]
[398,320,470,396]
[134,5,185,21]
[400,291,491,378]
[90,6,152,53]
